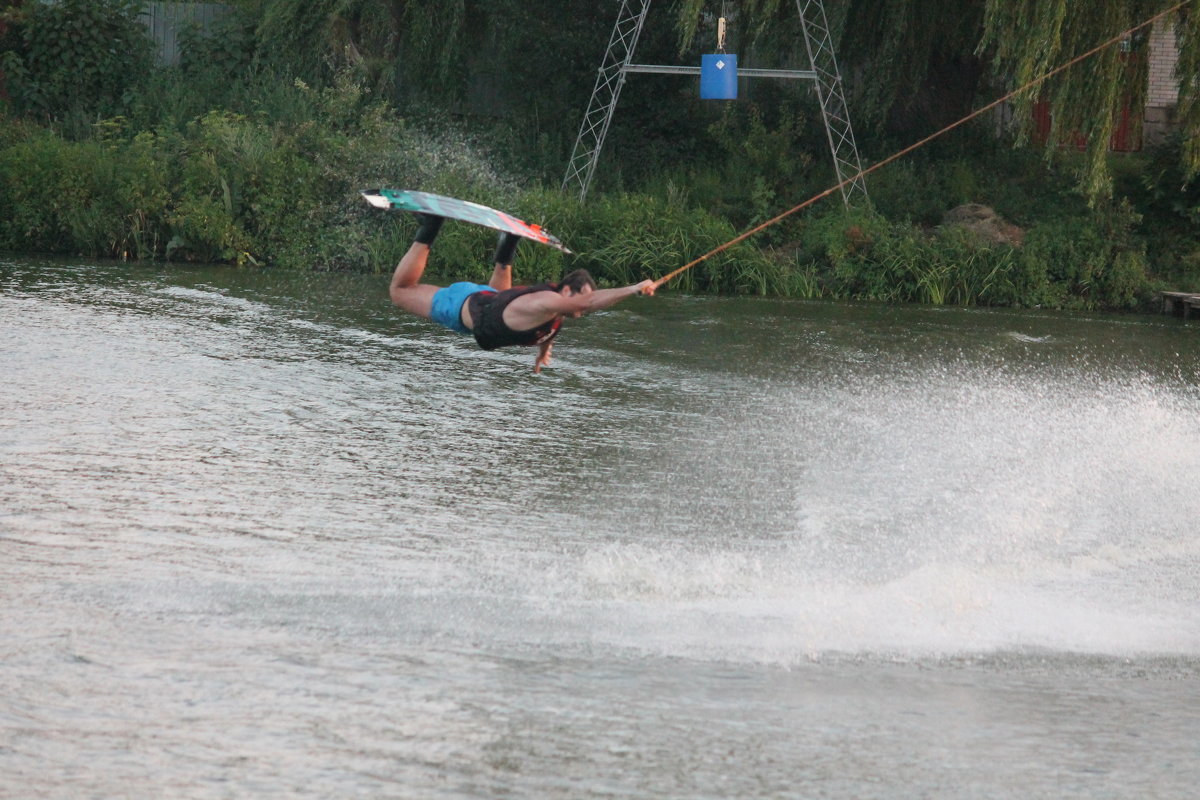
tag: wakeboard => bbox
[361,189,572,254]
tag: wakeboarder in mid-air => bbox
[387,212,655,373]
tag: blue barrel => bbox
[700,53,738,100]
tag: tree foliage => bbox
[677,0,1200,197]
[209,0,471,100]
[836,0,985,133]
[0,0,153,121]
[1161,5,1200,176]
[982,0,1200,197]
[675,0,986,133]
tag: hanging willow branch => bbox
[676,0,790,52]
[938,0,1199,195]
[1174,6,1200,177]
[677,0,986,131]
[677,0,1199,197]
[982,0,1162,199]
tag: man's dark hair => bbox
[558,269,597,293]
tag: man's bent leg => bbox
[389,281,440,319]
[392,214,444,290]
[390,243,439,317]
[391,242,431,291]
[389,213,448,317]
[388,241,441,319]
[488,233,521,291]
[488,262,512,291]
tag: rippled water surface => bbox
[3,257,1199,798]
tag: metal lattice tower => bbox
[560,0,652,203]
[795,0,867,206]
[562,0,867,206]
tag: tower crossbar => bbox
[562,0,867,206]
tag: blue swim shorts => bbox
[430,282,494,334]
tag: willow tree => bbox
[677,0,1200,198]
[982,0,1200,198]
[243,1,617,127]
[247,0,468,95]
[677,0,986,135]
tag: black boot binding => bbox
[414,213,444,246]
[493,232,521,267]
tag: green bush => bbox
[795,205,1139,308]
[0,129,71,251]
[866,147,1087,230]
[569,190,785,295]
[178,10,255,80]
[1116,134,1200,291]
[2,0,153,122]
[1018,211,1149,310]
[0,19,1173,312]
[0,122,169,258]
[136,94,317,265]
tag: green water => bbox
[3,255,1199,798]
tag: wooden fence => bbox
[140,2,233,66]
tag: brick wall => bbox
[1147,20,1180,107]
[1145,20,1180,145]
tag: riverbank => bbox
[3,103,1197,312]
[2,0,1198,311]
[4,69,1200,312]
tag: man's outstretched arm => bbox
[526,280,656,320]
[577,280,656,311]
[534,340,554,374]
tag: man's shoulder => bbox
[509,282,558,293]
[502,283,559,302]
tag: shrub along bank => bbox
[1,0,1197,311]
[0,102,772,293]
[0,97,1182,312]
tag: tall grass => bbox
[793,203,1150,310]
